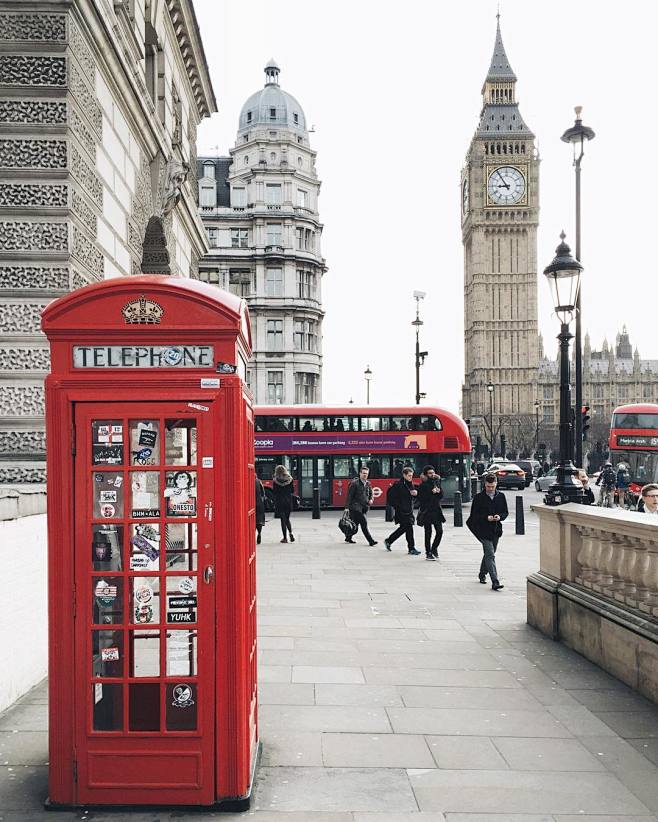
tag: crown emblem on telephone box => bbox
[121,295,164,324]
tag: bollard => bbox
[515,495,525,535]
[312,487,321,519]
[471,476,479,500]
[385,504,394,522]
[453,491,463,527]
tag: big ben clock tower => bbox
[461,16,540,452]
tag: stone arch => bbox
[140,216,171,274]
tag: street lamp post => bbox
[364,365,372,405]
[561,106,595,468]
[534,400,540,452]
[487,383,494,458]
[543,232,585,505]
[412,291,427,405]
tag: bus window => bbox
[360,417,381,431]
[333,457,356,478]
[299,417,320,432]
[256,458,276,480]
[391,417,408,431]
[265,417,293,432]
[390,457,405,478]
[329,416,350,432]
[255,417,265,432]
[365,457,382,478]
[419,415,442,431]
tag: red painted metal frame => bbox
[42,276,257,808]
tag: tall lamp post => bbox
[364,365,372,405]
[534,400,540,452]
[561,106,595,467]
[543,232,585,505]
[487,382,494,458]
[412,291,427,404]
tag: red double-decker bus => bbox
[254,405,472,509]
[609,403,658,495]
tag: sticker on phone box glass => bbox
[101,647,119,661]
[95,580,117,605]
[168,596,197,608]
[131,508,160,519]
[167,611,196,623]
[171,684,194,708]
[130,533,159,560]
[138,428,158,447]
[130,555,150,569]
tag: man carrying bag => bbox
[345,466,378,546]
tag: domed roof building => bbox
[197,62,327,407]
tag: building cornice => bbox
[166,0,218,119]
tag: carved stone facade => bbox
[0,2,217,483]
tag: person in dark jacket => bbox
[255,476,266,544]
[345,466,377,545]
[596,462,617,507]
[272,464,295,543]
[418,465,446,560]
[466,473,508,590]
[384,467,420,555]
[577,470,595,505]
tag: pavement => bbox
[2,489,658,821]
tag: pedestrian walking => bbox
[576,469,595,505]
[466,472,508,590]
[255,476,266,544]
[418,465,445,560]
[272,464,295,543]
[384,467,421,555]
[345,466,378,546]
[596,462,617,507]
[640,483,658,515]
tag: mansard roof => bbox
[477,104,532,138]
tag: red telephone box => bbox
[41,276,258,809]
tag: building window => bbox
[199,183,215,208]
[198,269,225,287]
[265,268,283,297]
[267,319,283,351]
[293,112,299,125]
[267,371,284,404]
[297,189,307,208]
[202,162,215,179]
[244,156,249,166]
[246,369,252,392]
[266,223,282,246]
[206,227,219,248]
[266,184,282,205]
[644,384,654,399]
[228,269,252,298]
[543,385,553,400]
[231,228,248,248]
[296,269,316,299]
[269,107,276,119]
[618,385,628,400]
[542,406,554,424]
[295,372,317,404]
[295,228,314,251]
[232,187,246,207]
[246,111,252,123]
[294,319,317,352]
[593,384,604,399]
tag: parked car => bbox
[516,459,542,488]
[485,462,527,490]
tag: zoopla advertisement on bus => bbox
[254,434,428,452]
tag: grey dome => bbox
[238,61,307,134]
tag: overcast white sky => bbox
[195,0,658,414]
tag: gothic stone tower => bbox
[461,18,540,451]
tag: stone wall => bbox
[528,503,658,704]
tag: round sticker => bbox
[134,585,153,605]
[95,579,117,605]
[178,577,194,595]
[100,503,116,518]
[134,604,154,624]
[171,684,194,708]
[163,347,183,366]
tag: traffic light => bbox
[581,405,591,441]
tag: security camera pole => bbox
[413,291,427,405]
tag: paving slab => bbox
[315,684,403,707]
[426,736,508,770]
[491,736,607,771]
[321,732,434,768]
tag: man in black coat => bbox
[418,465,446,561]
[384,467,421,555]
[345,466,377,546]
[466,473,508,590]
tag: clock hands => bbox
[495,170,510,189]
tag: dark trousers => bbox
[424,522,443,554]
[478,536,500,583]
[350,509,375,544]
[279,511,292,538]
[387,522,415,549]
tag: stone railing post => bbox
[616,536,639,605]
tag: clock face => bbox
[462,178,469,215]
[487,166,526,205]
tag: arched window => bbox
[244,155,249,166]
[203,162,215,180]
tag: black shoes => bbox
[256,533,261,545]
[289,533,295,542]
[384,540,392,551]
[492,582,504,591]
[478,575,487,584]
[369,541,378,546]
[408,548,421,556]
[345,538,355,544]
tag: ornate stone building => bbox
[196,60,326,405]
[461,17,540,447]
[0,1,216,483]
[538,328,658,450]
